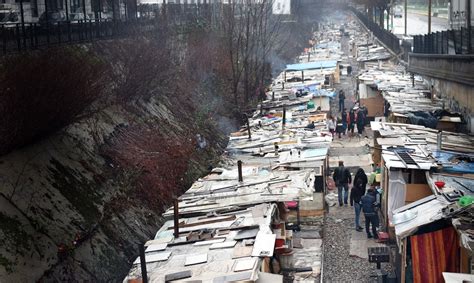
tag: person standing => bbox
[341,108,348,136]
[350,168,368,232]
[356,107,366,137]
[360,187,380,239]
[333,161,351,206]
[338,90,345,112]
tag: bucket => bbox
[279,251,294,269]
[275,238,285,248]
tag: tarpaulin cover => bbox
[432,150,474,174]
[387,171,406,223]
[292,84,336,98]
[410,227,459,283]
[286,61,337,71]
[315,42,341,49]
[407,111,438,129]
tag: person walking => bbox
[333,161,351,206]
[350,168,368,232]
[327,116,336,137]
[348,108,356,138]
[338,90,345,112]
[360,187,380,239]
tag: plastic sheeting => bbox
[387,171,406,223]
[286,61,337,71]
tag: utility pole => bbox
[468,0,472,53]
[404,0,407,36]
[428,0,432,34]
[390,0,394,31]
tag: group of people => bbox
[333,161,380,239]
[327,90,367,139]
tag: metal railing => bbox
[350,7,401,55]
[413,28,474,54]
[0,3,213,55]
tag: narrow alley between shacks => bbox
[123,4,473,283]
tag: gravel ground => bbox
[322,16,394,283]
[322,212,393,282]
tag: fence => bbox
[350,7,401,55]
[413,28,474,54]
[0,3,213,55]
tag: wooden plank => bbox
[185,254,208,266]
[232,257,258,272]
[167,215,236,230]
[289,209,325,218]
[165,270,192,282]
[232,246,254,259]
[252,232,276,257]
[209,240,237,249]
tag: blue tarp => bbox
[286,60,338,71]
[292,83,336,98]
[432,150,474,174]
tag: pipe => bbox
[437,131,442,150]
[173,199,179,238]
[404,0,407,36]
[139,244,148,283]
[245,115,251,140]
[428,0,431,34]
[237,160,243,182]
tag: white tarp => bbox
[387,170,406,223]
[272,0,290,14]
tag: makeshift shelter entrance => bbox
[410,227,460,283]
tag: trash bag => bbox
[325,192,338,207]
[407,111,438,129]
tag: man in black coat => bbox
[360,187,380,239]
[350,168,368,231]
[333,161,351,206]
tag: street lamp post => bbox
[404,0,407,36]
[428,0,431,34]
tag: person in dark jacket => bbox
[360,187,380,239]
[350,168,368,231]
[356,107,366,136]
[333,161,352,206]
[338,90,345,112]
[348,108,356,137]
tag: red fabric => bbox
[410,227,460,283]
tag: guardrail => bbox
[0,3,212,55]
[413,28,474,54]
[350,7,401,55]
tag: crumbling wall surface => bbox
[0,33,232,282]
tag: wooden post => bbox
[139,244,148,283]
[173,199,179,238]
[282,107,286,130]
[237,160,243,182]
[245,115,251,140]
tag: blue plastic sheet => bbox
[432,150,474,174]
[286,60,338,71]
